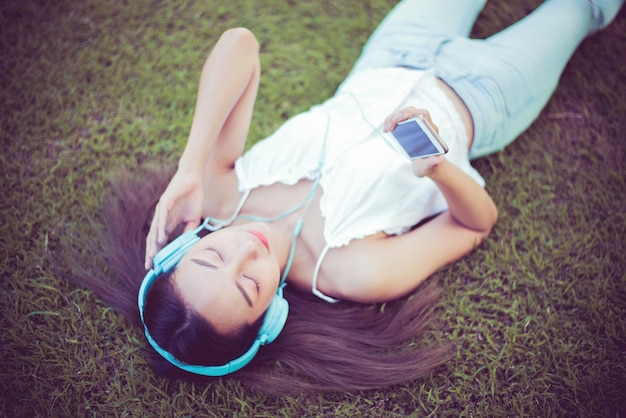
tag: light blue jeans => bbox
[347,0,607,158]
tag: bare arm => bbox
[330,209,496,303]
[145,27,261,268]
[323,108,498,302]
[422,157,498,232]
[180,27,261,174]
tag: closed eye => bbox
[190,248,223,269]
[191,254,255,308]
[243,274,259,293]
[206,247,224,261]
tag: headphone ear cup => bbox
[153,230,201,274]
[258,293,289,344]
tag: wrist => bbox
[178,149,208,175]
[176,162,205,182]
[426,159,446,179]
[413,155,447,179]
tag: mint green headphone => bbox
[138,220,289,376]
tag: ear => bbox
[257,293,289,344]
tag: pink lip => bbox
[248,230,269,251]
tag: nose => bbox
[224,238,259,273]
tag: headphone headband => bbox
[138,223,289,377]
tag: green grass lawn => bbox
[1,0,625,416]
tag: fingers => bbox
[156,200,169,246]
[183,219,201,233]
[145,214,158,270]
[145,203,161,269]
[144,201,170,270]
[144,202,202,270]
[383,107,434,132]
[419,111,439,134]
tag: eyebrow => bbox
[191,258,253,308]
[235,283,253,308]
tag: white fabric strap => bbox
[311,244,341,303]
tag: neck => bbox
[232,179,323,281]
[265,217,300,275]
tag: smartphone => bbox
[390,115,449,159]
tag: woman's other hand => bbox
[145,170,204,269]
[383,107,446,177]
[383,106,438,134]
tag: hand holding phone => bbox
[388,113,449,159]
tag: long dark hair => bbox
[64,164,450,393]
[142,271,265,375]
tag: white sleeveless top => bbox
[234,67,484,301]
